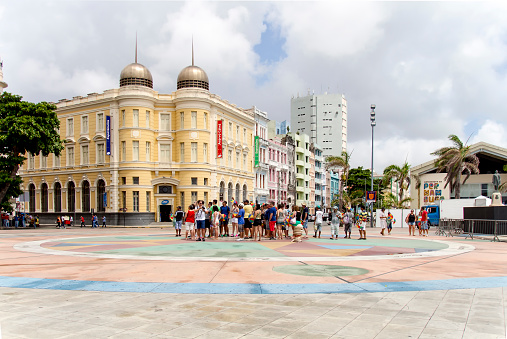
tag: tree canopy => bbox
[325,150,351,209]
[431,134,479,199]
[0,92,64,211]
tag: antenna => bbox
[192,35,194,66]
[135,32,138,63]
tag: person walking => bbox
[174,206,184,237]
[301,203,309,238]
[314,207,323,238]
[330,207,340,239]
[80,215,85,227]
[358,207,368,240]
[343,207,354,239]
[420,207,429,237]
[405,209,416,236]
[102,216,107,227]
[379,207,387,236]
[56,216,61,229]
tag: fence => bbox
[437,218,507,241]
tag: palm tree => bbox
[326,151,352,209]
[383,162,411,206]
[431,134,480,199]
[383,192,412,209]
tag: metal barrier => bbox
[437,218,507,242]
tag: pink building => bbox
[267,137,289,205]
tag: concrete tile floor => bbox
[0,287,505,338]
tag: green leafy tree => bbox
[325,151,351,209]
[383,162,411,207]
[0,92,64,211]
[347,167,388,209]
[431,134,479,199]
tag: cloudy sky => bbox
[1,1,507,172]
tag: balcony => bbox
[295,146,305,154]
[295,159,304,167]
[296,172,304,180]
[296,186,304,193]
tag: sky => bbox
[1,1,507,172]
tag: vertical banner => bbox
[254,136,260,167]
[103,192,107,207]
[217,120,223,158]
[106,116,111,155]
[366,191,377,203]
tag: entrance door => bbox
[160,205,172,222]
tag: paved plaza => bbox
[0,226,506,338]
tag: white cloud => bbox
[471,120,507,147]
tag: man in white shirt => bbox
[379,207,387,236]
[195,200,207,241]
[313,207,324,238]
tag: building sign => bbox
[366,191,376,203]
[106,116,111,155]
[254,136,260,167]
[423,181,443,203]
[161,200,170,205]
[217,120,223,158]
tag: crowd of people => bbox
[1,213,39,228]
[172,199,377,241]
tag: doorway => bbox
[160,205,172,222]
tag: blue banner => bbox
[106,116,111,155]
[103,192,107,207]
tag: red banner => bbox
[217,120,223,158]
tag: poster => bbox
[254,136,259,167]
[217,120,223,158]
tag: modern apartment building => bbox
[291,132,311,207]
[290,92,347,157]
[19,55,255,225]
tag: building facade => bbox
[19,57,255,225]
[249,106,269,204]
[267,137,289,205]
[291,132,311,207]
[290,92,347,157]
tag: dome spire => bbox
[119,37,153,88]
[135,32,138,63]
[192,35,194,66]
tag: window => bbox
[191,177,198,185]
[204,192,208,204]
[180,112,184,129]
[146,142,151,162]
[81,145,89,165]
[122,191,126,209]
[243,128,246,143]
[41,155,47,169]
[160,144,170,163]
[228,150,232,166]
[191,142,197,162]
[66,118,74,137]
[203,113,208,129]
[191,191,197,202]
[203,143,208,163]
[121,110,126,127]
[54,155,60,168]
[204,178,208,185]
[132,141,139,161]
[67,147,74,166]
[121,141,126,161]
[160,113,170,131]
[97,143,105,164]
[236,125,239,140]
[81,116,89,134]
[133,109,139,127]
[146,110,150,128]
[180,143,185,162]
[229,122,233,138]
[243,154,246,170]
[121,177,126,185]
[82,181,90,212]
[146,192,150,212]
[28,153,35,169]
[236,152,240,169]
[133,177,139,185]
[97,113,104,131]
[180,192,185,208]
[133,191,139,212]
[191,111,197,129]
[159,186,172,194]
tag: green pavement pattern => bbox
[95,242,286,258]
[273,264,369,277]
[307,237,448,250]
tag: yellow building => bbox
[19,57,255,225]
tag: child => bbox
[292,223,304,242]
[174,206,184,237]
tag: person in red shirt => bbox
[184,204,196,240]
[420,207,429,237]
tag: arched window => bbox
[41,183,48,212]
[219,181,225,202]
[235,183,240,203]
[243,184,247,202]
[54,182,61,213]
[97,180,106,212]
[67,182,75,212]
[29,184,36,213]
[82,181,90,212]
[228,182,233,204]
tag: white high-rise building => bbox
[290,92,347,157]
[0,58,8,93]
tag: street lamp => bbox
[370,104,376,228]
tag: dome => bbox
[177,65,209,90]
[119,62,153,88]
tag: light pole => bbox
[370,104,376,228]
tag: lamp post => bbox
[370,104,376,228]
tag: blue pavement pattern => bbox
[1,275,507,294]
